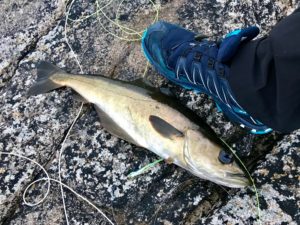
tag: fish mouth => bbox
[187,167,250,188]
[226,172,248,179]
[223,172,250,188]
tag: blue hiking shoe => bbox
[142,21,272,134]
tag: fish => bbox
[28,61,250,188]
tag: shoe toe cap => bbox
[143,21,195,50]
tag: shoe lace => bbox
[173,40,262,125]
[173,41,222,96]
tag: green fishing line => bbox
[67,0,160,42]
[220,138,262,225]
[66,0,159,76]
[128,158,164,178]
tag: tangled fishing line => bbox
[0,0,262,224]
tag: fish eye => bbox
[218,149,233,164]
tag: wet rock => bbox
[0,0,299,224]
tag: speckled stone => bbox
[199,129,300,225]
[0,0,299,224]
[0,0,65,87]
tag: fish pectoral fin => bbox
[149,115,184,140]
[94,106,139,146]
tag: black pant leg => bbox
[228,8,300,133]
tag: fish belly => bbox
[63,76,186,166]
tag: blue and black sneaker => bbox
[142,21,272,134]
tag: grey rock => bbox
[200,129,300,225]
[0,0,65,87]
[0,0,299,224]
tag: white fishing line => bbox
[61,0,125,223]
[0,151,115,225]
[57,102,84,225]
[64,0,84,73]
[62,0,85,223]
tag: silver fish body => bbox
[29,62,249,188]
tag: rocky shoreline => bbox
[0,0,299,224]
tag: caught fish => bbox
[28,62,249,188]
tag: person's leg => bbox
[294,7,300,13]
[229,8,300,133]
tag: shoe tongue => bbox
[161,26,195,51]
[217,26,259,62]
[167,42,192,69]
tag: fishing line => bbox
[0,151,114,225]
[96,0,142,39]
[128,158,164,178]
[64,0,84,73]
[57,102,84,225]
[66,0,159,76]
[142,61,150,78]
[67,0,160,42]
[114,0,160,36]
[62,0,85,223]
[115,0,143,36]
[94,1,141,42]
[220,138,262,225]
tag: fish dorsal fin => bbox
[149,115,183,140]
[131,78,156,90]
[159,87,175,97]
[95,106,139,146]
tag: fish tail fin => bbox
[28,61,66,96]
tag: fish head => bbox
[183,129,250,188]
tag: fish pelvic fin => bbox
[28,61,66,96]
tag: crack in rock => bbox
[0,0,67,88]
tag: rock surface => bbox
[0,0,65,87]
[200,129,300,225]
[0,0,299,224]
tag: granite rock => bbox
[200,129,300,225]
[0,0,299,224]
[0,0,65,87]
